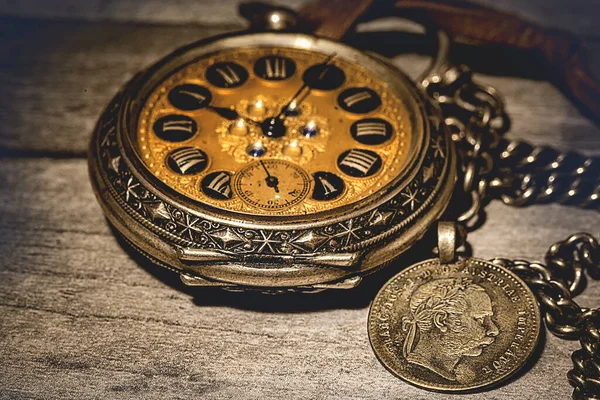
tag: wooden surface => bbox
[0,1,599,399]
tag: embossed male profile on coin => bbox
[368,258,541,392]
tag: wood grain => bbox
[0,0,599,37]
[0,18,235,156]
[1,18,598,155]
[0,158,598,400]
[0,0,599,399]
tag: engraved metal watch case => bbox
[88,31,456,290]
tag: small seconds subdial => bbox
[233,160,311,211]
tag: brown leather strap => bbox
[297,0,600,123]
[393,0,600,123]
[297,0,379,40]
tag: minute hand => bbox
[259,160,280,193]
[276,52,338,120]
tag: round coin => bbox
[368,257,541,392]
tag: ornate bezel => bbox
[88,32,456,288]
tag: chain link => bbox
[421,65,600,223]
[422,65,505,225]
[492,233,600,400]
[490,141,600,208]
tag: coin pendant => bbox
[368,257,541,392]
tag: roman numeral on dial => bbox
[153,115,197,142]
[337,87,381,114]
[254,56,296,81]
[351,118,393,145]
[206,62,248,88]
[337,149,382,177]
[168,84,212,111]
[166,147,208,175]
[201,171,233,200]
[312,172,345,201]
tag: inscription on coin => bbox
[368,257,540,392]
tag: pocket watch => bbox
[89,0,599,292]
[89,0,600,397]
[89,4,459,290]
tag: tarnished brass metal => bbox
[437,221,457,264]
[88,31,456,290]
[368,257,541,392]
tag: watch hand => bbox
[205,105,240,120]
[260,53,337,139]
[277,52,337,120]
[259,160,280,193]
[205,105,258,125]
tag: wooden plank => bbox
[0,0,598,38]
[1,0,599,397]
[0,158,598,399]
[0,19,235,156]
[1,17,599,155]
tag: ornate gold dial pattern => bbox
[137,47,412,216]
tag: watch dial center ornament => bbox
[261,117,287,138]
[229,119,249,136]
[302,121,319,137]
[284,100,301,116]
[247,141,267,157]
[283,140,303,157]
[247,99,268,117]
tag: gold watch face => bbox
[136,46,413,216]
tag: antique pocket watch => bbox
[89,0,599,397]
[89,6,457,290]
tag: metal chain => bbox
[422,65,504,225]
[421,65,600,225]
[490,141,600,208]
[492,233,600,400]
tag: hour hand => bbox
[206,105,241,121]
[260,160,280,193]
[265,176,280,193]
